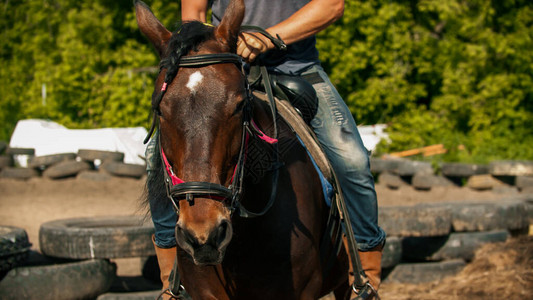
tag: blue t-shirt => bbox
[211,0,320,75]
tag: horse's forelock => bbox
[160,22,215,79]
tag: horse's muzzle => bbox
[175,219,233,265]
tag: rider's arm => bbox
[180,0,344,62]
[239,0,344,62]
[267,0,344,45]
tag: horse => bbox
[136,0,350,298]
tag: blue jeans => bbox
[303,65,386,251]
[146,130,179,248]
[147,65,386,251]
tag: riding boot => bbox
[357,245,383,292]
[152,235,177,300]
[344,236,383,300]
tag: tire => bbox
[108,275,162,293]
[29,153,77,169]
[78,149,125,163]
[384,259,466,284]
[102,162,146,178]
[379,205,452,237]
[402,230,510,262]
[0,259,116,300]
[396,160,433,177]
[0,156,14,170]
[0,226,31,273]
[39,216,155,259]
[0,141,7,154]
[489,160,533,176]
[42,160,91,179]
[5,147,35,155]
[411,173,454,190]
[377,172,407,189]
[448,200,530,232]
[97,290,161,300]
[440,162,489,177]
[0,167,39,180]
[381,236,402,269]
[369,158,401,174]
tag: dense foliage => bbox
[1,0,531,163]
[317,0,533,162]
[0,0,179,139]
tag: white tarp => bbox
[9,119,387,167]
[9,119,148,166]
[358,124,388,153]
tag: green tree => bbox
[0,0,179,140]
[2,0,532,163]
[317,0,533,162]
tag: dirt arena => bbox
[0,176,531,299]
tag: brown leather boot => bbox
[358,245,383,291]
[344,236,383,299]
[152,235,177,300]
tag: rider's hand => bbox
[236,32,275,63]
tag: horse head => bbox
[136,0,246,265]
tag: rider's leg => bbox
[152,235,177,300]
[302,65,386,292]
[146,131,179,298]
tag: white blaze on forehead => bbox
[186,71,204,93]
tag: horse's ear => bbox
[135,0,172,57]
[215,0,245,52]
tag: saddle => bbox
[248,65,319,125]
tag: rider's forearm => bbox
[181,0,344,46]
[266,0,344,45]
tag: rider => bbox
[150,0,386,298]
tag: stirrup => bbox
[158,286,191,300]
[351,282,380,300]
[158,288,179,300]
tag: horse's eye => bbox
[233,99,246,115]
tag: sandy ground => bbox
[0,176,531,299]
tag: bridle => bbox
[149,52,282,219]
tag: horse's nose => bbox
[175,219,232,264]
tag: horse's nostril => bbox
[214,220,232,249]
[215,221,228,246]
[177,225,198,248]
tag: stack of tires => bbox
[0,216,158,300]
[0,145,146,180]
